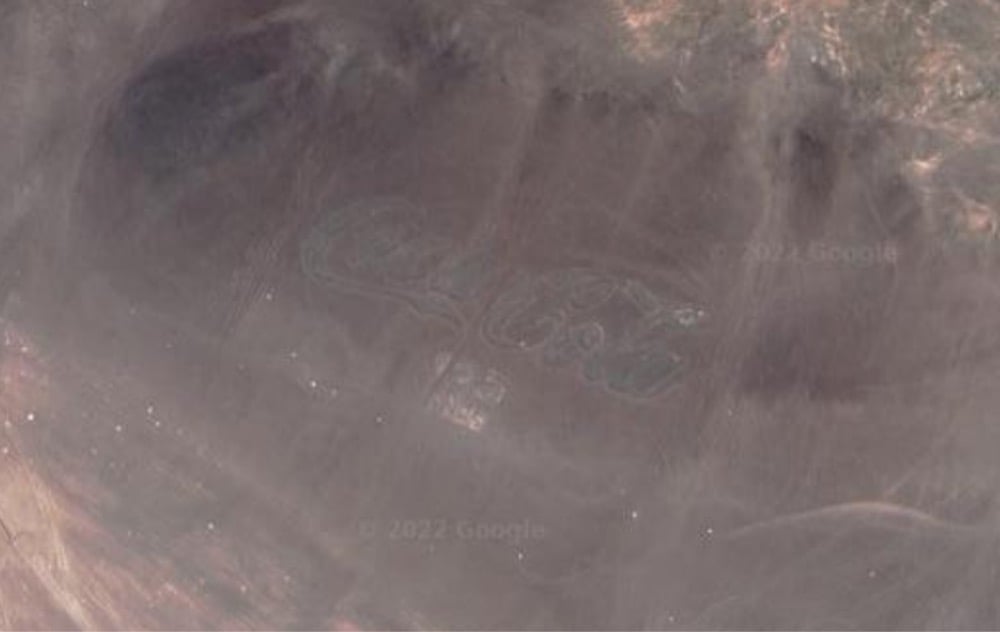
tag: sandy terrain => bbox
[2,0,1000,628]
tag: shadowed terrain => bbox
[2,0,1000,629]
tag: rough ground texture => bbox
[1,0,1000,629]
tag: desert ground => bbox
[2,0,1000,629]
